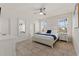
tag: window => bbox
[40,20,48,32]
[18,19,25,33]
[58,18,67,34]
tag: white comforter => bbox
[32,32,58,48]
[33,34,55,40]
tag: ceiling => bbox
[0,3,75,18]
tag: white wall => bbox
[72,5,79,55]
[72,28,79,55]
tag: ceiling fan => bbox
[33,7,46,15]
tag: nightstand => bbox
[59,33,69,42]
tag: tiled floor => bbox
[16,39,76,56]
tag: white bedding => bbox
[34,34,54,40]
[32,32,58,48]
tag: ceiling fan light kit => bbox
[40,12,43,15]
[33,5,46,15]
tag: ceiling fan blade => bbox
[34,8,41,10]
[33,11,40,14]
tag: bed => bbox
[32,30,58,48]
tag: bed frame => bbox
[32,35,58,48]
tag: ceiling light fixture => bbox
[40,12,43,15]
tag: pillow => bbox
[46,30,52,34]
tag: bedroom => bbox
[0,3,79,56]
